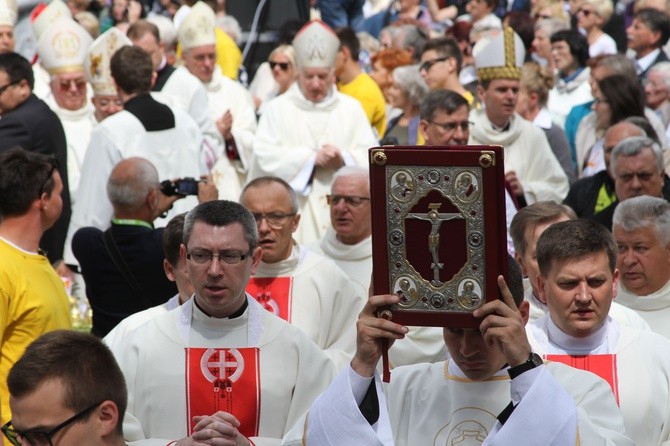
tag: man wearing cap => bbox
[177,2,256,201]
[85,28,128,122]
[249,20,378,244]
[128,20,226,184]
[468,27,569,205]
[36,18,95,201]
[0,0,16,54]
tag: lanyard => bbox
[111,218,153,229]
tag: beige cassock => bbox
[249,83,378,245]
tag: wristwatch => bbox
[507,352,543,379]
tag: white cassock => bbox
[528,315,670,446]
[307,232,447,368]
[44,98,97,199]
[103,294,180,351]
[295,359,632,445]
[250,83,378,244]
[468,110,569,204]
[111,296,335,446]
[615,279,670,339]
[63,99,204,265]
[204,65,257,201]
[249,245,365,369]
[151,65,224,172]
[524,286,650,330]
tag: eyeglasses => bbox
[326,194,371,207]
[186,248,254,265]
[269,61,290,71]
[419,57,449,72]
[251,212,296,229]
[58,78,87,91]
[577,8,598,16]
[2,402,101,446]
[0,79,19,95]
[428,120,472,132]
[38,158,59,198]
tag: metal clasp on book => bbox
[371,149,387,166]
[479,151,496,168]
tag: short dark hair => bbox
[550,29,590,67]
[111,45,153,94]
[336,27,360,62]
[507,253,524,306]
[422,37,463,73]
[510,201,576,256]
[7,330,128,435]
[503,11,535,53]
[127,19,160,43]
[420,89,469,121]
[598,74,646,126]
[0,52,34,90]
[0,147,58,218]
[536,219,617,277]
[635,8,670,48]
[163,213,186,266]
[183,200,258,249]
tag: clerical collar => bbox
[193,297,248,319]
[546,315,609,354]
[491,120,510,132]
[111,218,153,229]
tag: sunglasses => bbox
[269,61,290,71]
[578,8,598,16]
[419,57,448,73]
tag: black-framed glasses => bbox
[419,57,448,72]
[186,248,254,265]
[326,194,371,207]
[577,8,598,16]
[269,61,290,71]
[0,79,19,95]
[428,120,473,132]
[2,402,101,446]
[38,158,59,198]
[251,212,296,229]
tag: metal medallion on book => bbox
[370,145,508,328]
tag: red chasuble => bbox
[185,347,261,437]
[545,354,619,404]
[246,277,293,322]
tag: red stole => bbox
[185,347,261,437]
[246,277,293,321]
[545,354,619,404]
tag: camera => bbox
[160,178,201,196]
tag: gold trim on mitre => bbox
[476,27,522,82]
[86,28,131,96]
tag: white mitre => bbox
[148,15,176,46]
[177,1,215,51]
[0,0,17,27]
[30,0,72,41]
[292,19,339,69]
[473,26,525,81]
[85,27,130,96]
[37,18,93,75]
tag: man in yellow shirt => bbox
[0,148,72,425]
[420,37,474,105]
[335,26,386,138]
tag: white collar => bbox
[533,107,553,130]
[636,48,661,73]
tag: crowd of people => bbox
[3,0,670,444]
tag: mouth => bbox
[259,238,275,249]
[204,284,226,296]
[572,308,595,318]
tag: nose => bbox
[453,125,466,143]
[620,248,637,266]
[630,174,642,190]
[207,257,223,277]
[459,330,482,358]
[257,216,271,233]
[575,282,592,305]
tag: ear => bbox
[163,258,176,282]
[150,70,157,89]
[419,119,430,141]
[446,56,457,73]
[611,268,620,300]
[96,400,119,437]
[514,251,528,277]
[179,243,188,269]
[250,246,263,275]
[290,213,300,234]
[651,29,662,47]
[536,274,548,304]
[518,299,530,325]
[476,84,486,103]
[528,91,540,109]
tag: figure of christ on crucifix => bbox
[406,203,465,286]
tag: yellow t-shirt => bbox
[177,28,242,80]
[0,238,72,424]
[338,72,387,137]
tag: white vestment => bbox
[253,245,365,369]
[104,294,180,351]
[63,101,204,265]
[528,315,670,446]
[298,359,632,445]
[468,110,569,204]
[250,83,378,244]
[524,286,650,330]
[44,98,97,199]
[616,279,670,339]
[205,66,257,201]
[151,65,224,172]
[111,296,335,446]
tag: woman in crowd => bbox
[645,62,670,142]
[532,18,568,69]
[249,44,297,110]
[576,0,617,56]
[382,65,429,145]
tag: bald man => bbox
[72,157,216,337]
